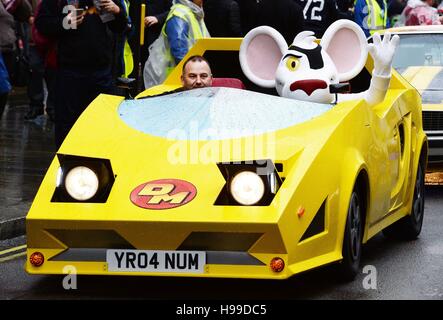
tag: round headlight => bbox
[230,171,265,205]
[64,166,99,201]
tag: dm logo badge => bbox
[130,179,197,209]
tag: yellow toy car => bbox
[382,25,443,172]
[26,37,427,280]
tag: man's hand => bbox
[144,16,159,27]
[368,32,400,77]
[66,10,85,28]
[100,0,120,15]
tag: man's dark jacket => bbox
[204,0,242,37]
[239,0,304,45]
[35,0,127,70]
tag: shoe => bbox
[24,109,44,120]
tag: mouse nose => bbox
[290,79,327,96]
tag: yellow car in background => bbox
[384,26,443,171]
[25,38,427,281]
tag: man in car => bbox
[141,55,213,97]
[181,55,213,90]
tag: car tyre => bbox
[338,189,363,281]
[382,161,425,240]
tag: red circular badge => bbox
[130,179,197,210]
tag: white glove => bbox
[368,32,400,78]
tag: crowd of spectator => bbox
[1,0,443,147]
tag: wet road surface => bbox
[0,97,55,238]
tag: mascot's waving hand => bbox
[239,20,400,106]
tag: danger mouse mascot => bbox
[239,20,400,106]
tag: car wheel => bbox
[382,161,425,240]
[338,189,363,281]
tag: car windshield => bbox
[119,87,333,140]
[392,34,443,71]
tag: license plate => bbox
[106,250,206,273]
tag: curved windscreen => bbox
[118,87,332,140]
[393,34,443,70]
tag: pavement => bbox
[0,87,55,240]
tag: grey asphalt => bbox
[0,93,55,240]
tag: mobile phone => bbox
[73,8,85,18]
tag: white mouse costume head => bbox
[239,20,368,104]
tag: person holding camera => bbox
[35,0,127,148]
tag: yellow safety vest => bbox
[161,3,210,75]
[122,0,133,77]
[365,0,388,34]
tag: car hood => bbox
[398,66,443,105]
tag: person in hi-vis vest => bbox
[143,0,210,88]
[120,0,133,77]
[354,0,389,37]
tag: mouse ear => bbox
[239,26,287,88]
[320,20,368,82]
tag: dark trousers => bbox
[1,50,14,86]
[28,46,54,114]
[45,68,56,115]
[0,93,7,119]
[54,67,114,148]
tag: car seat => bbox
[212,78,246,89]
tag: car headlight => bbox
[215,160,283,206]
[64,166,99,201]
[230,171,265,205]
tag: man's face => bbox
[192,0,203,7]
[181,60,213,90]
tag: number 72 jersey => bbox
[294,0,343,38]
